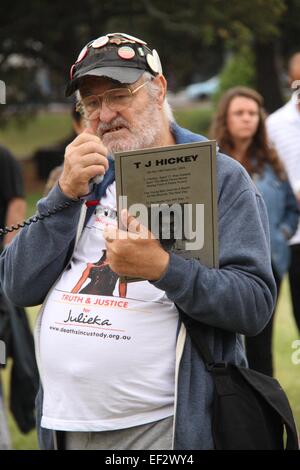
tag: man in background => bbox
[266,52,300,332]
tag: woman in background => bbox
[210,86,299,377]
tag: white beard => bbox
[96,105,163,154]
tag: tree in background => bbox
[0,0,299,120]
[213,45,256,105]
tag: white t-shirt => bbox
[39,183,179,432]
[266,92,300,245]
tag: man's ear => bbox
[154,74,167,108]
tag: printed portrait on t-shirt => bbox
[71,249,127,298]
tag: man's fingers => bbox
[103,225,118,243]
[121,209,142,233]
[71,141,109,159]
[72,153,108,168]
[69,129,104,147]
[83,127,95,135]
[120,209,155,239]
[104,225,141,242]
[82,165,108,182]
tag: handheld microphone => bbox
[92,175,104,184]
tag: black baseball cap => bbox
[65,32,162,97]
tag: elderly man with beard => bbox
[0,33,276,450]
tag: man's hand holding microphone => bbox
[59,128,109,199]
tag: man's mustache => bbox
[97,118,130,136]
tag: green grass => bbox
[26,192,44,218]
[0,111,72,158]
[174,106,213,135]
[273,279,300,422]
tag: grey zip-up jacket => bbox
[0,123,276,450]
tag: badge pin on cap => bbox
[92,36,109,48]
[76,45,88,63]
[146,53,159,74]
[70,64,76,80]
[110,37,135,45]
[152,49,163,74]
[138,47,145,57]
[118,46,136,60]
[110,37,123,45]
[108,32,147,45]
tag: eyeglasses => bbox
[76,81,148,121]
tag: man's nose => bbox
[99,101,118,123]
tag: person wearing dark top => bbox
[0,145,26,247]
[0,144,26,449]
